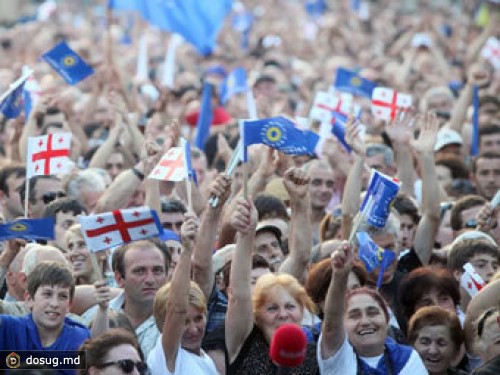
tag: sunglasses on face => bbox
[42,191,66,204]
[99,360,148,375]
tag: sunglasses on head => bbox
[99,360,148,375]
[42,191,66,204]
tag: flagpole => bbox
[24,178,30,218]
[348,197,373,244]
[243,162,248,200]
[106,1,114,65]
[90,252,104,282]
[186,179,193,213]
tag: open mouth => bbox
[357,328,377,336]
[45,311,60,319]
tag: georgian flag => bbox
[148,138,193,182]
[26,133,72,178]
[460,262,486,298]
[79,207,163,252]
[481,37,500,71]
[310,91,360,123]
[371,87,412,121]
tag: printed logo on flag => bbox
[262,121,286,147]
[62,55,77,67]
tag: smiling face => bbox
[344,293,388,357]
[181,305,207,354]
[413,325,456,375]
[28,284,71,334]
[66,231,93,280]
[256,286,304,342]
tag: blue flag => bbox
[160,229,181,242]
[220,67,248,104]
[0,218,55,241]
[183,138,197,185]
[232,11,253,50]
[194,83,213,151]
[42,41,94,85]
[242,116,320,159]
[360,169,401,228]
[305,0,327,17]
[356,231,395,289]
[331,114,352,153]
[109,0,233,56]
[471,86,479,157]
[334,68,377,98]
[0,81,25,119]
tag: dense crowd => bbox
[0,0,499,374]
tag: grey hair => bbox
[353,212,401,249]
[22,245,68,275]
[301,159,332,174]
[366,143,395,167]
[67,169,106,198]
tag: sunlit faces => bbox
[308,166,334,210]
[474,157,500,200]
[413,325,457,375]
[414,288,456,313]
[344,294,388,357]
[27,284,71,334]
[65,232,93,280]
[468,253,498,283]
[256,286,304,342]
[181,305,207,354]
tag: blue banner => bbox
[0,218,55,241]
[194,83,213,151]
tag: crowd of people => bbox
[0,0,499,374]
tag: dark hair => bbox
[392,194,420,224]
[472,152,500,174]
[319,213,342,242]
[345,287,390,323]
[306,259,367,310]
[42,197,87,218]
[221,254,270,291]
[27,261,75,300]
[434,154,469,180]
[78,329,144,375]
[479,124,500,139]
[18,175,61,204]
[408,306,464,353]
[254,194,289,221]
[112,239,171,279]
[398,267,460,320]
[0,165,25,196]
[448,238,499,272]
[449,194,486,231]
[160,198,187,214]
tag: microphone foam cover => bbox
[269,324,307,368]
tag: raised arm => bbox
[225,198,257,363]
[192,174,232,299]
[411,112,441,265]
[279,167,311,282]
[321,242,353,359]
[162,214,199,372]
[90,280,112,338]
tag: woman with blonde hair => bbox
[225,198,319,374]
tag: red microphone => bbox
[269,324,307,372]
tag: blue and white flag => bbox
[241,116,320,161]
[0,218,55,241]
[220,67,248,104]
[42,41,94,85]
[331,115,352,153]
[109,0,233,56]
[360,169,400,228]
[23,68,41,119]
[0,80,26,119]
[334,67,377,98]
[356,231,395,289]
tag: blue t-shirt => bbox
[0,314,90,374]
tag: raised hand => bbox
[411,112,438,154]
[331,241,354,276]
[209,173,232,208]
[230,197,257,234]
[180,213,199,252]
[283,167,310,201]
[94,280,112,310]
[345,115,366,157]
[467,62,490,88]
[385,108,418,147]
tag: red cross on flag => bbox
[26,133,72,178]
[148,138,191,182]
[79,206,163,252]
[460,262,486,298]
[481,37,500,71]
[371,87,412,121]
[310,91,360,123]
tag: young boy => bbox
[0,261,90,373]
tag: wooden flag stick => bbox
[186,178,193,213]
[348,197,373,245]
[243,162,248,200]
[90,252,104,282]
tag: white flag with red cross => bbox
[79,206,163,252]
[371,87,412,121]
[310,91,360,123]
[148,138,192,182]
[26,133,72,178]
[460,262,486,298]
[481,37,500,71]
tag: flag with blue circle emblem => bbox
[220,67,248,104]
[241,116,320,161]
[334,67,377,98]
[42,41,94,85]
[0,81,26,119]
[0,218,55,241]
[356,231,395,289]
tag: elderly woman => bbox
[146,214,217,375]
[79,328,147,375]
[226,198,319,373]
[408,306,467,375]
[319,242,427,374]
[473,307,500,365]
